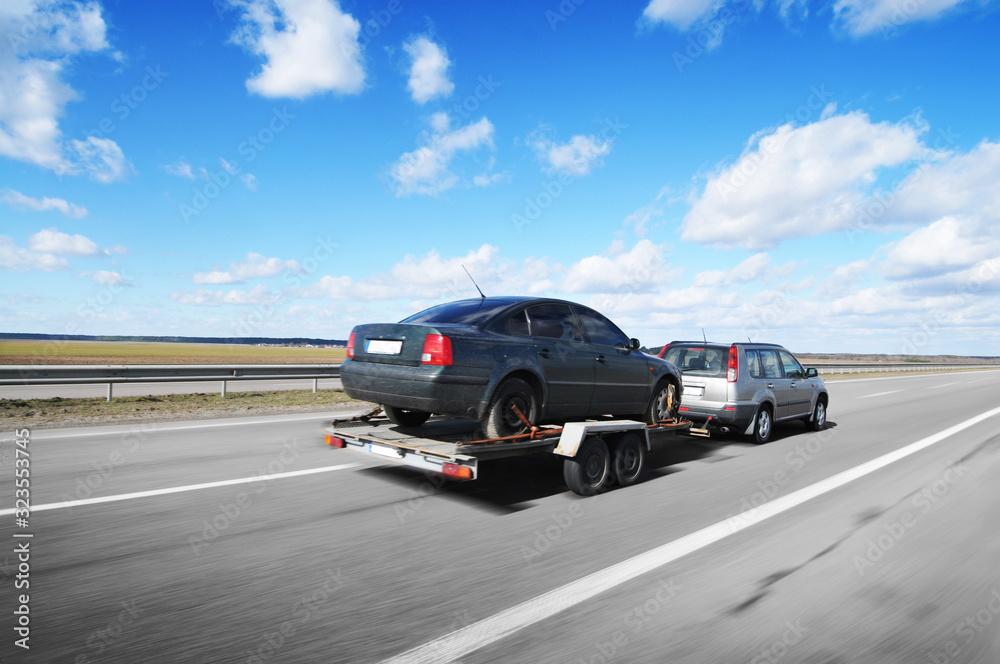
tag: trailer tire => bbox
[383,405,431,427]
[482,378,538,439]
[612,433,646,487]
[563,436,611,496]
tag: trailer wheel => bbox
[563,436,611,496]
[482,378,538,439]
[612,433,646,487]
[383,405,431,427]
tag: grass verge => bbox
[1,389,370,430]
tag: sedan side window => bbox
[572,307,629,347]
[506,310,530,336]
[779,351,805,379]
[526,304,584,342]
[759,350,783,379]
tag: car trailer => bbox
[324,406,707,496]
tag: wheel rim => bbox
[816,402,826,427]
[584,450,606,484]
[653,384,675,421]
[502,392,529,429]
[758,410,771,439]
[621,447,639,473]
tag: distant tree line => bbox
[0,333,347,346]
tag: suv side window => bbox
[779,350,805,379]
[572,307,629,347]
[746,349,763,379]
[526,304,585,342]
[759,350,782,379]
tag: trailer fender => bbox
[554,420,650,457]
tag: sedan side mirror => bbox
[631,338,641,351]
[806,367,818,378]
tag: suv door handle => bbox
[790,382,796,388]
[596,355,606,364]
[767,383,774,389]
[538,349,552,359]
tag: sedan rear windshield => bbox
[400,299,515,326]
[662,345,727,376]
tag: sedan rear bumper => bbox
[341,359,490,419]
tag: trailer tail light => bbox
[727,344,739,383]
[679,406,690,412]
[346,331,355,358]
[421,334,452,365]
[442,462,472,480]
[325,435,346,448]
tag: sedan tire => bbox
[482,377,538,439]
[643,380,679,425]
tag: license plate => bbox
[687,387,704,397]
[366,339,403,355]
[368,444,402,459]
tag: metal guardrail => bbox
[1,364,342,400]
[809,363,998,375]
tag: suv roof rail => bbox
[661,341,786,348]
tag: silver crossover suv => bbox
[658,342,828,443]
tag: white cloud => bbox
[681,111,926,249]
[882,217,999,280]
[404,36,454,104]
[1,189,87,218]
[88,270,128,286]
[833,0,973,37]
[531,133,613,177]
[240,173,259,191]
[388,113,496,196]
[28,227,102,256]
[563,240,679,294]
[172,284,280,306]
[229,0,365,98]
[0,236,66,271]
[815,259,870,299]
[68,136,134,182]
[193,252,303,284]
[0,2,126,178]
[165,159,196,179]
[641,0,724,30]
[624,186,672,238]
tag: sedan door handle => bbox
[538,349,552,359]
[596,355,606,364]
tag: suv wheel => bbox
[806,398,827,431]
[752,405,773,444]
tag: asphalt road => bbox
[2,370,1000,663]
[1,378,343,400]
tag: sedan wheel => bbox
[644,381,678,425]
[482,378,537,439]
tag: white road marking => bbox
[31,410,367,439]
[927,382,959,389]
[379,404,1000,664]
[859,390,902,398]
[832,368,1000,384]
[0,463,360,516]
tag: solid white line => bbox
[927,382,959,389]
[859,390,902,398]
[379,404,1000,664]
[0,463,360,516]
[832,368,1000,384]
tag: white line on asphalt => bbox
[0,463,360,516]
[859,390,902,398]
[379,404,1000,664]
[832,368,1000,384]
[31,410,367,439]
[927,382,959,389]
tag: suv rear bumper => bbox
[679,403,757,430]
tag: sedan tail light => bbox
[346,331,355,358]
[727,344,738,383]
[421,334,452,366]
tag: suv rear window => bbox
[662,345,727,376]
[401,299,515,325]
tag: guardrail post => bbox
[221,380,227,398]
[107,383,113,402]
[313,378,318,393]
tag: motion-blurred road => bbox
[2,371,1000,663]
[0,378,343,400]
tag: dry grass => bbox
[0,339,346,365]
[0,389,371,430]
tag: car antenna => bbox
[747,336,752,342]
[462,264,486,299]
[702,328,707,343]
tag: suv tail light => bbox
[727,344,738,383]
[346,331,355,358]
[421,334,452,366]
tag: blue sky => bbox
[1,0,999,354]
